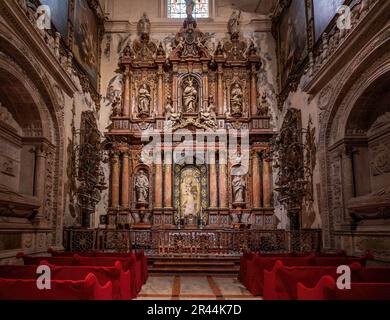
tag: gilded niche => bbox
[180,166,201,219]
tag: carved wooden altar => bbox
[105,10,275,230]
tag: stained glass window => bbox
[167,0,209,19]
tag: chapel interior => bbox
[0,0,389,300]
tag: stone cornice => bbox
[105,18,272,34]
[302,0,390,95]
[0,0,77,97]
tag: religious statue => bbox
[230,83,243,115]
[185,0,196,17]
[165,96,181,127]
[215,41,224,56]
[183,77,197,112]
[135,170,149,203]
[157,42,165,57]
[257,92,270,116]
[200,95,217,129]
[137,13,151,38]
[111,95,122,117]
[228,10,241,37]
[232,175,246,203]
[138,83,150,115]
[182,179,198,217]
[247,41,257,56]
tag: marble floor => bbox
[136,275,262,300]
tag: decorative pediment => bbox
[120,13,157,67]
[170,18,211,61]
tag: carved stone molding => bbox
[1,0,78,96]
[302,0,388,94]
[316,29,390,248]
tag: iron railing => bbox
[64,228,322,255]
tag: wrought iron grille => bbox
[64,228,322,254]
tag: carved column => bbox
[262,151,272,207]
[155,161,163,208]
[218,161,228,208]
[341,146,355,210]
[172,65,178,111]
[164,162,172,208]
[209,163,218,208]
[121,151,129,208]
[157,65,164,116]
[217,64,224,115]
[33,145,47,223]
[111,153,120,208]
[123,66,131,117]
[250,64,257,116]
[252,151,261,208]
[34,145,47,200]
[203,63,209,108]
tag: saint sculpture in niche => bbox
[200,95,217,129]
[135,170,149,203]
[183,77,197,113]
[230,83,243,115]
[232,175,246,203]
[138,83,151,116]
[165,95,182,127]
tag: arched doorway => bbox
[318,34,390,257]
[0,38,64,257]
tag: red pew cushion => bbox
[0,273,112,300]
[298,275,390,300]
[264,261,362,300]
[246,255,315,296]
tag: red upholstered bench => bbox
[17,253,141,298]
[245,255,316,296]
[18,254,79,266]
[66,254,141,296]
[242,252,372,296]
[312,252,373,267]
[354,267,390,283]
[45,261,132,300]
[263,261,363,300]
[239,252,314,288]
[46,249,148,285]
[0,261,132,300]
[297,275,390,300]
[136,249,148,284]
[0,273,112,300]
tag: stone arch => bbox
[317,25,390,249]
[0,26,67,249]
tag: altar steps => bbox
[148,256,240,274]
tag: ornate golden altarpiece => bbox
[105,11,275,230]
